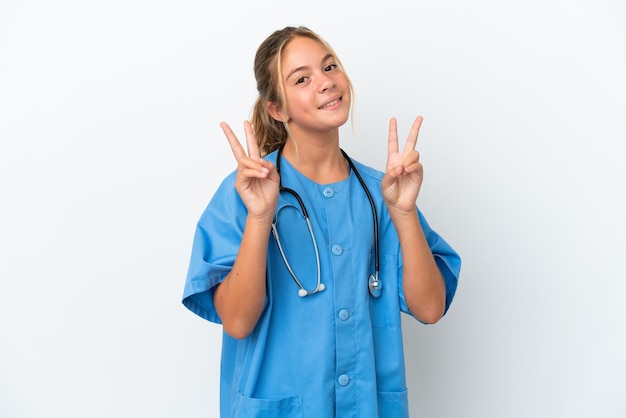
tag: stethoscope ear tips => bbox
[298,283,326,297]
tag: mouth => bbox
[319,96,342,109]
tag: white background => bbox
[1,0,625,417]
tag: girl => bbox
[183,26,461,418]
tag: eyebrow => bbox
[286,53,335,80]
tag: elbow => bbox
[214,284,263,340]
[409,300,445,324]
[225,330,251,340]
[417,309,444,324]
[217,303,264,339]
[405,273,447,324]
[219,307,262,339]
[222,321,255,340]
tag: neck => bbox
[281,134,349,184]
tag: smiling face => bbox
[272,36,352,139]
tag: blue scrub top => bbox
[183,150,461,418]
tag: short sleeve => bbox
[182,172,247,324]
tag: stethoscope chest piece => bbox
[368,274,382,298]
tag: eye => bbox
[324,63,338,72]
[295,76,308,85]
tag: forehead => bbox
[281,36,331,68]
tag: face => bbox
[274,36,351,137]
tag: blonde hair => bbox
[251,26,353,156]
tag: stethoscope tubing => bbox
[271,203,323,297]
[273,145,381,297]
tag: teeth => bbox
[321,98,340,109]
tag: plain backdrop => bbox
[1,0,625,417]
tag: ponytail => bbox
[250,96,288,157]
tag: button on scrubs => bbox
[183,150,461,418]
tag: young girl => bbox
[183,26,461,418]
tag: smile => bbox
[319,97,342,109]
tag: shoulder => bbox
[348,155,384,185]
[205,149,279,212]
[209,168,238,202]
[197,168,242,225]
[198,150,280,223]
[264,149,279,164]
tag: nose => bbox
[317,73,335,92]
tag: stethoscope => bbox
[271,144,382,298]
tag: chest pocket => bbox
[369,253,403,328]
[233,393,303,418]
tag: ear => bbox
[266,101,285,122]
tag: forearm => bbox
[214,216,272,339]
[389,208,446,324]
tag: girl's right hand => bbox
[220,121,280,221]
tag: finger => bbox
[387,165,403,177]
[239,165,270,179]
[403,160,423,174]
[236,150,271,176]
[265,161,280,183]
[243,120,261,160]
[220,122,246,161]
[401,150,420,169]
[402,116,423,154]
[387,117,399,156]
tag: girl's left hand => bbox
[382,116,424,213]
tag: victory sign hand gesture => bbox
[221,121,280,221]
[382,116,424,213]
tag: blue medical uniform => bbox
[183,150,461,418]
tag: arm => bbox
[213,121,279,339]
[388,207,446,323]
[382,117,446,324]
[214,216,273,339]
